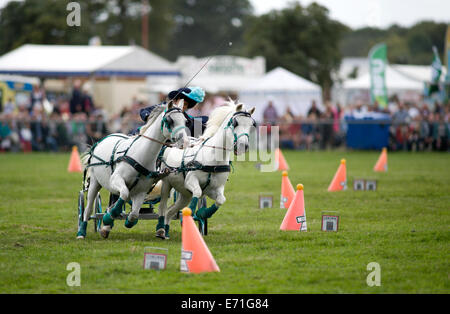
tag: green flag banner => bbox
[429,46,443,94]
[431,46,442,83]
[369,43,388,108]
[446,25,450,82]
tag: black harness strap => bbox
[197,165,231,173]
[116,155,161,179]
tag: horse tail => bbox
[80,146,92,171]
[80,146,92,190]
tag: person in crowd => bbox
[263,100,279,125]
[30,85,45,113]
[307,100,321,118]
[320,103,334,149]
[3,98,15,115]
[0,114,12,151]
[70,80,84,115]
[86,110,108,146]
[81,84,95,116]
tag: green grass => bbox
[0,151,449,293]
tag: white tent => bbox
[337,64,448,105]
[238,67,323,122]
[343,65,425,91]
[0,44,182,114]
[0,44,180,77]
[175,55,265,93]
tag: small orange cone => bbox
[327,159,347,192]
[280,184,307,231]
[275,148,289,171]
[68,146,82,173]
[280,171,295,209]
[180,208,220,274]
[374,147,388,172]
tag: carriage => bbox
[76,99,255,240]
[77,189,209,237]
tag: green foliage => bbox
[340,22,448,65]
[165,0,253,60]
[0,0,174,56]
[243,2,348,99]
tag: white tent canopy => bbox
[343,64,447,91]
[337,64,448,105]
[238,67,323,122]
[344,65,424,91]
[0,44,180,77]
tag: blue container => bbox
[345,113,391,150]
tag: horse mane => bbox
[139,103,167,135]
[200,100,237,140]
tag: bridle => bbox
[139,106,187,147]
[160,107,188,142]
[200,111,256,152]
[225,111,257,145]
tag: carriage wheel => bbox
[93,193,102,233]
[77,191,85,233]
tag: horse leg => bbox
[100,174,129,238]
[196,186,226,220]
[184,175,202,215]
[125,192,146,229]
[163,192,190,240]
[77,177,101,239]
[156,179,171,239]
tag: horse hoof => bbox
[76,235,85,240]
[155,228,165,240]
[100,227,110,239]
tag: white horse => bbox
[156,100,256,239]
[77,100,189,239]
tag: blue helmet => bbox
[182,86,205,103]
[168,86,205,109]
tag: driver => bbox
[135,86,207,138]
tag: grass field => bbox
[0,151,449,293]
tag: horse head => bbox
[231,102,256,155]
[162,99,189,149]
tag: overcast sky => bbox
[250,0,450,29]
[0,0,448,29]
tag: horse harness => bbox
[84,107,186,192]
[157,111,254,190]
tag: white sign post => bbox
[143,247,168,271]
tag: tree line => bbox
[0,0,447,98]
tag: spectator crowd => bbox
[264,98,450,152]
[1,83,449,153]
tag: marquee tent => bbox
[238,67,323,122]
[337,64,448,105]
[0,44,180,77]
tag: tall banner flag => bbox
[445,25,450,101]
[446,25,450,80]
[429,46,443,94]
[369,43,388,108]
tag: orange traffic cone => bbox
[280,171,295,209]
[275,148,289,171]
[327,159,347,192]
[68,146,82,173]
[180,208,220,274]
[280,184,307,231]
[374,147,388,172]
